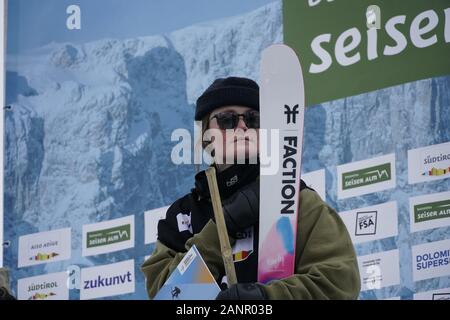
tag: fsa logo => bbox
[355,211,377,236]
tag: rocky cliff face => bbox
[4,1,283,299]
[5,0,450,299]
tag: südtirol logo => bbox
[343,163,391,190]
[87,224,130,248]
[27,281,58,300]
[421,151,450,178]
[18,271,69,300]
[408,142,450,184]
[28,292,56,300]
[414,199,450,223]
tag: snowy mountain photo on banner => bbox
[5,0,281,300]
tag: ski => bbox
[258,44,305,284]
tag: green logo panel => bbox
[283,0,450,106]
[87,224,131,248]
[343,162,391,190]
[414,199,450,223]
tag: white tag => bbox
[177,247,197,275]
[176,213,193,233]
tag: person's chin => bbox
[235,148,258,164]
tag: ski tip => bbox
[262,44,299,59]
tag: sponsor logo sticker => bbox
[80,260,135,300]
[339,201,398,244]
[357,249,400,291]
[337,154,396,199]
[412,239,450,282]
[82,215,134,256]
[409,191,450,232]
[176,213,193,233]
[18,272,69,300]
[355,211,377,236]
[408,141,450,184]
[18,228,71,268]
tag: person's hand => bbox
[216,283,267,300]
[222,181,259,237]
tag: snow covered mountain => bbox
[4,1,283,299]
[4,0,450,300]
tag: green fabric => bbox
[141,189,360,300]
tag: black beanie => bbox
[195,76,259,120]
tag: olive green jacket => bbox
[141,188,361,299]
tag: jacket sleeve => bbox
[262,189,361,300]
[141,219,233,299]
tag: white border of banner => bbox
[0,0,6,267]
[144,206,169,244]
[302,168,326,200]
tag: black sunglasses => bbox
[210,110,260,130]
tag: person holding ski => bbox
[141,76,361,300]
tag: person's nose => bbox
[236,115,248,130]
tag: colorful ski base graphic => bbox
[258,44,305,283]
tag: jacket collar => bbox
[193,163,259,201]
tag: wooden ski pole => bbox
[205,167,238,286]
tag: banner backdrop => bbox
[4,0,281,300]
[284,0,450,106]
[3,0,450,300]
[0,0,5,268]
[285,0,450,300]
